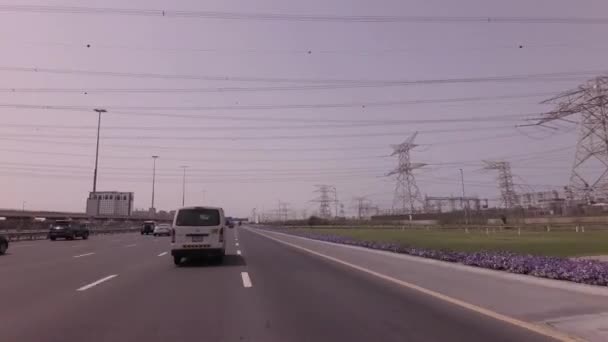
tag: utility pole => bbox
[180,166,188,206]
[332,186,339,218]
[460,169,469,225]
[151,155,159,211]
[92,108,106,193]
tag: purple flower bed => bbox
[267,229,608,286]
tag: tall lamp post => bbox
[151,156,159,211]
[180,166,188,206]
[460,168,469,225]
[92,108,107,194]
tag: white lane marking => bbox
[73,252,95,258]
[237,250,242,255]
[249,229,576,342]
[235,242,239,246]
[158,252,168,257]
[241,272,252,288]
[77,274,118,291]
[124,244,137,248]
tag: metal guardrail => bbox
[2,228,140,242]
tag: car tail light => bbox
[171,228,176,243]
[219,228,224,243]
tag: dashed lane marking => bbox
[158,252,168,257]
[241,272,252,288]
[77,274,118,291]
[73,252,95,258]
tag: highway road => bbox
[0,226,581,341]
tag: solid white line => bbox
[261,229,608,297]
[241,272,252,288]
[124,244,137,248]
[248,229,577,342]
[73,252,95,258]
[237,250,242,255]
[77,274,118,291]
[158,252,168,257]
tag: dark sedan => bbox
[0,235,8,255]
[49,221,89,241]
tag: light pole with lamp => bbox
[151,156,159,212]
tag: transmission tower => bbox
[533,77,608,202]
[483,160,519,208]
[277,201,290,222]
[312,185,335,218]
[352,196,372,219]
[387,132,426,214]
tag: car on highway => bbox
[153,223,171,237]
[171,206,226,266]
[48,220,89,241]
[0,234,8,255]
[141,221,155,235]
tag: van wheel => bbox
[173,256,182,266]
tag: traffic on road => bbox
[4,214,600,341]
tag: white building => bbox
[86,191,134,217]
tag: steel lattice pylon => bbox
[387,132,425,214]
[312,185,335,218]
[535,77,608,202]
[483,160,519,208]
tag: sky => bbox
[0,0,607,217]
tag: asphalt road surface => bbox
[0,227,558,341]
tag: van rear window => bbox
[175,209,221,226]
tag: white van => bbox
[171,206,226,266]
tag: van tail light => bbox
[171,228,176,243]
[219,228,224,243]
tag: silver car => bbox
[153,224,172,237]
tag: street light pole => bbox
[180,166,188,206]
[92,109,107,194]
[151,156,159,211]
[460,168,469,225]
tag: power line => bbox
[12,40,608,56]
[0,125,517,141]
[0,65,602,85]
[1,5,608,24]
[0,101,545,113]
[0,113,535,132]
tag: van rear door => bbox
[173,208,224,247]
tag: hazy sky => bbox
[1,0,607,217]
